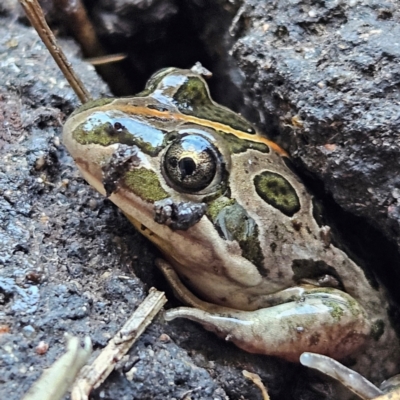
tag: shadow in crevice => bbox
[299,168,400,330]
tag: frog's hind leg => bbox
[156,258,371,362]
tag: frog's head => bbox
[63,66,292,269]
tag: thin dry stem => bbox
[86,53,127,66]
[53,0,132,95]
[19,0,92,103]
[71,288,167,400]
[243,370,270,400]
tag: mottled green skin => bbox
[207,197,266,276]
[254,171,300,217]
[73,121,123,147]
[173,77,256,134]
[206,196,236,220]
[72,114,171,156]
[222,132,270,154]
[70,68,300,268]
[123,168,169,203]
[323,300,345,322]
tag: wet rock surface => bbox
[230,0,400,257]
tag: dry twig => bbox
[71,288,167,400]
[19,0,92,103]
[243,370,270,400]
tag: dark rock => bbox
[231,0,400,258]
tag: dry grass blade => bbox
[53,0,132,95]
[243,370,270,400]
[22,335,92,400]
[71,288,167,400]
[85,53,127,66]
[19,0,92,103]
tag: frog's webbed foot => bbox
[156,258,371,362]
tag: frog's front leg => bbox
[156,259,371,362]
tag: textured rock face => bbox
[230,1,400,258]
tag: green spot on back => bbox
[206,197,267,276]
[123,168,169,203]
[254,171,300,216]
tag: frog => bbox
[62,64,400,388]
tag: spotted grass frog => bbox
[62,64,400,386]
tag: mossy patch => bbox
[206,196,236,221]
[123,168,169,203]
[72,116,166,156]
[323,300,345,322]
[73,121,119,147]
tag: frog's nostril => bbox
[114,122,124,131]
[168,157,178,168]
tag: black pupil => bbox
[179,157,196,179]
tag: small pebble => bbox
[35,156,46,170]
[36,341,49,355]
[22,325,35,338]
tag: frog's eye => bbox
[163,134,223,193]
